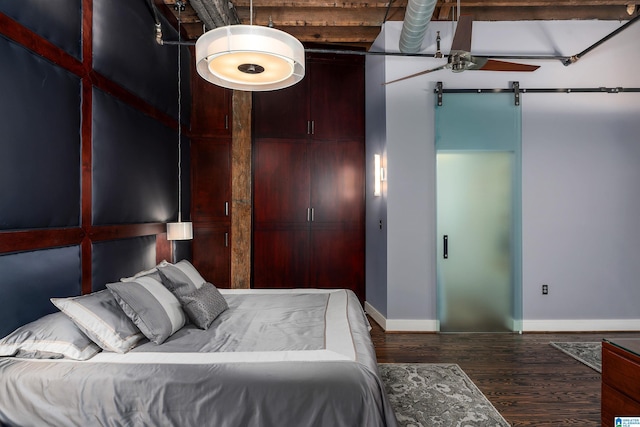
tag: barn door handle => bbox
[443,235,448,259]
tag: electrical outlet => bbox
[542,284,548,295]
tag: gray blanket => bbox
[0,289,397,427]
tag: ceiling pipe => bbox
[399,0,437,53]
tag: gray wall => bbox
[366,20,640,330]
[365,32,389,317]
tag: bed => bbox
[0,260,397,427]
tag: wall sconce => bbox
[374,154,386,197]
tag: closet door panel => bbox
[192,225,230,288]
[253,228,309,288]
[309,59,364,141]
[310,140,364,224]
[252,83,309,139]
[309,227,364,300]
[192,140,230,222]
[253,139,310,224]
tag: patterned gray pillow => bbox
[180,282,228,330]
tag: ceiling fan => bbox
[384,15,540,85]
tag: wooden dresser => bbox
[602,338,640,426]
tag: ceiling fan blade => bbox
[478,59,540,72]
[450,15,473,52]
[383,64,450,85]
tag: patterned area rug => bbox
[378,363,510,427]
[549,342,602,373]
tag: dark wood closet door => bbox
[253,138,310,224]
[251,51,365,301]
[309,140,364,224]
[190,54,231,137]
[253,228,309,288]
[192,140,230,222]
[252,82,309,139]
[309,59,365,141]
[309,227,364,298]
[192,225,230,288]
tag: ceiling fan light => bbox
[196,25,305,91]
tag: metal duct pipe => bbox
[399,0,437,53]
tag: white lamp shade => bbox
[195,25,305,91]
[167,221,193,240]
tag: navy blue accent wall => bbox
[0,246,81,337]
[173,240,193,264]
[0,0,194,332]
[93,0,191,121]
[0,0,82,59]
[92,236,157,291]
[92,88,178,225]
[0,37,81,230]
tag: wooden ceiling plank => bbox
[456,0,633,6]
[236,7,399,26]
[280,25,382,43]
[233,0,407,8]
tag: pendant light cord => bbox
[177,5,183,222]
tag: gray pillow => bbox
[107,276,186,345]
[181,282,229,330]
[158,263,198,297]
[0,312,101,360]
[51,290,145,353]
[120,261,170,282]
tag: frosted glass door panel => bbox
[437,152,513,332]
[435,92,521,333]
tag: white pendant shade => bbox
[195,25,305,91]
[167,221,193,241]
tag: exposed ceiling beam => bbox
[159,0,639,50]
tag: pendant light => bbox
[194,0,305,91]
[167,3,193,241]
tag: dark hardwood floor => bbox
[369,318,640,426]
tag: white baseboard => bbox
[364,301,640,332]
[523,319,640,332]
[364,301,387,330]
[364,301,438,332]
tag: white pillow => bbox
[51,290,145,353]
[0,312,100,361]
